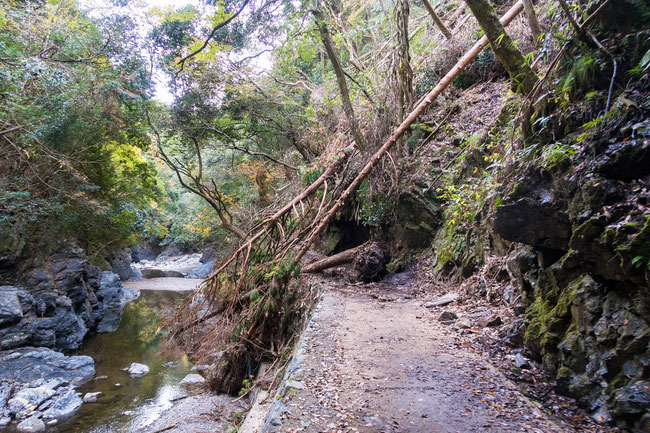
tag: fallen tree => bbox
[168,1,528,394]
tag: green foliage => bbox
[0,0,158,260]
[539,143,576,174]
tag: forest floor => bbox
[255,267,617,433]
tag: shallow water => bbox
[51,289,194,433]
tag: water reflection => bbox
[52,290,192,433]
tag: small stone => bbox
[486,315,502,327]
[126,363,149,378]
[163,362,176,368]
[45,420,58,427]
[122,410,134,416]
[180,374,206,385]
[17,415,45,433]
[425,293,458,308]
[114,383,121,387]
[456,318,472,329]
[437,311,458,323]
[512,305,526,316]
[478,315,502,327]
[190,364,210,372]
[286,379,304,390]
[83,392,102,403]
[514,353,530,369]
[270,418,282,426]
[94,376,108,381]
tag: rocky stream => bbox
[0,248,215,433]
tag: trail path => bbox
[258,275,570,433]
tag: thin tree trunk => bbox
[296,1,525,262]
[393,0,413,157]
[313,6,366,152]
[521,0,542,44]
[422,0,453,39]
[464,0,537,94]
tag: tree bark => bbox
[521,0,542,44]
[296,1,526,262]
[393,0,413,157]
[313,5,366,152]
[464,0,537,94]
[302,244,362,273]
[422,0,453,39]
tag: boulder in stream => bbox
[126,362,149,378]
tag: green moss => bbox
[629,215,650,259]
[606,373,630,396]
[510,181,528,197]
[556,366,571,380]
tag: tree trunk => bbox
[313,6,366,152]
[464,0,537,94]
[302,244,362,273]
[521,0,542,44]
[393,0,413,157]
[422,0,453,39]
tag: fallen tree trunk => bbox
[296,1,525,262]
[302,244,364,273]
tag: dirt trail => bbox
[261,277,571,433]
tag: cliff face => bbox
[494,117,650,426]
[0,251,138,353]
[486,20,650,424]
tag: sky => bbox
[78,0,199,104]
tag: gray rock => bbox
[0,417,10,427]
[514,353,531,369]
[456,318,472,329]
[83,392,102,403]
[478,315,502,328]
[425,293,458,308]
[126,362,149,378]
[438,311,458,323]
[96,271,140,333]
[186,260,214,279]
[494,198,571,250]
[0,287,23,326]
[0,347,95,387]
[141,268,167,279]
[110,250,132,281]
[190,364,210,372]
[42,388,83,420]
[17,415,45,433]
[180,374,205,385]
[8,386,55,417]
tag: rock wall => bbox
[494,124,650,430]
[0,252,139,353]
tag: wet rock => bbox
[0,347,94,386]
[42,387,83,420]
[0,287,23,326]
[83,392,102,403]
[180,374,205,385]
[126,363,149,378]
[96,272,140,333]
[595,136,650,181]
[425,293,458,308]
[437,311,458,323]
[17,415,45,433]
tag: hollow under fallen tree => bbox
[167,1,528,394]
